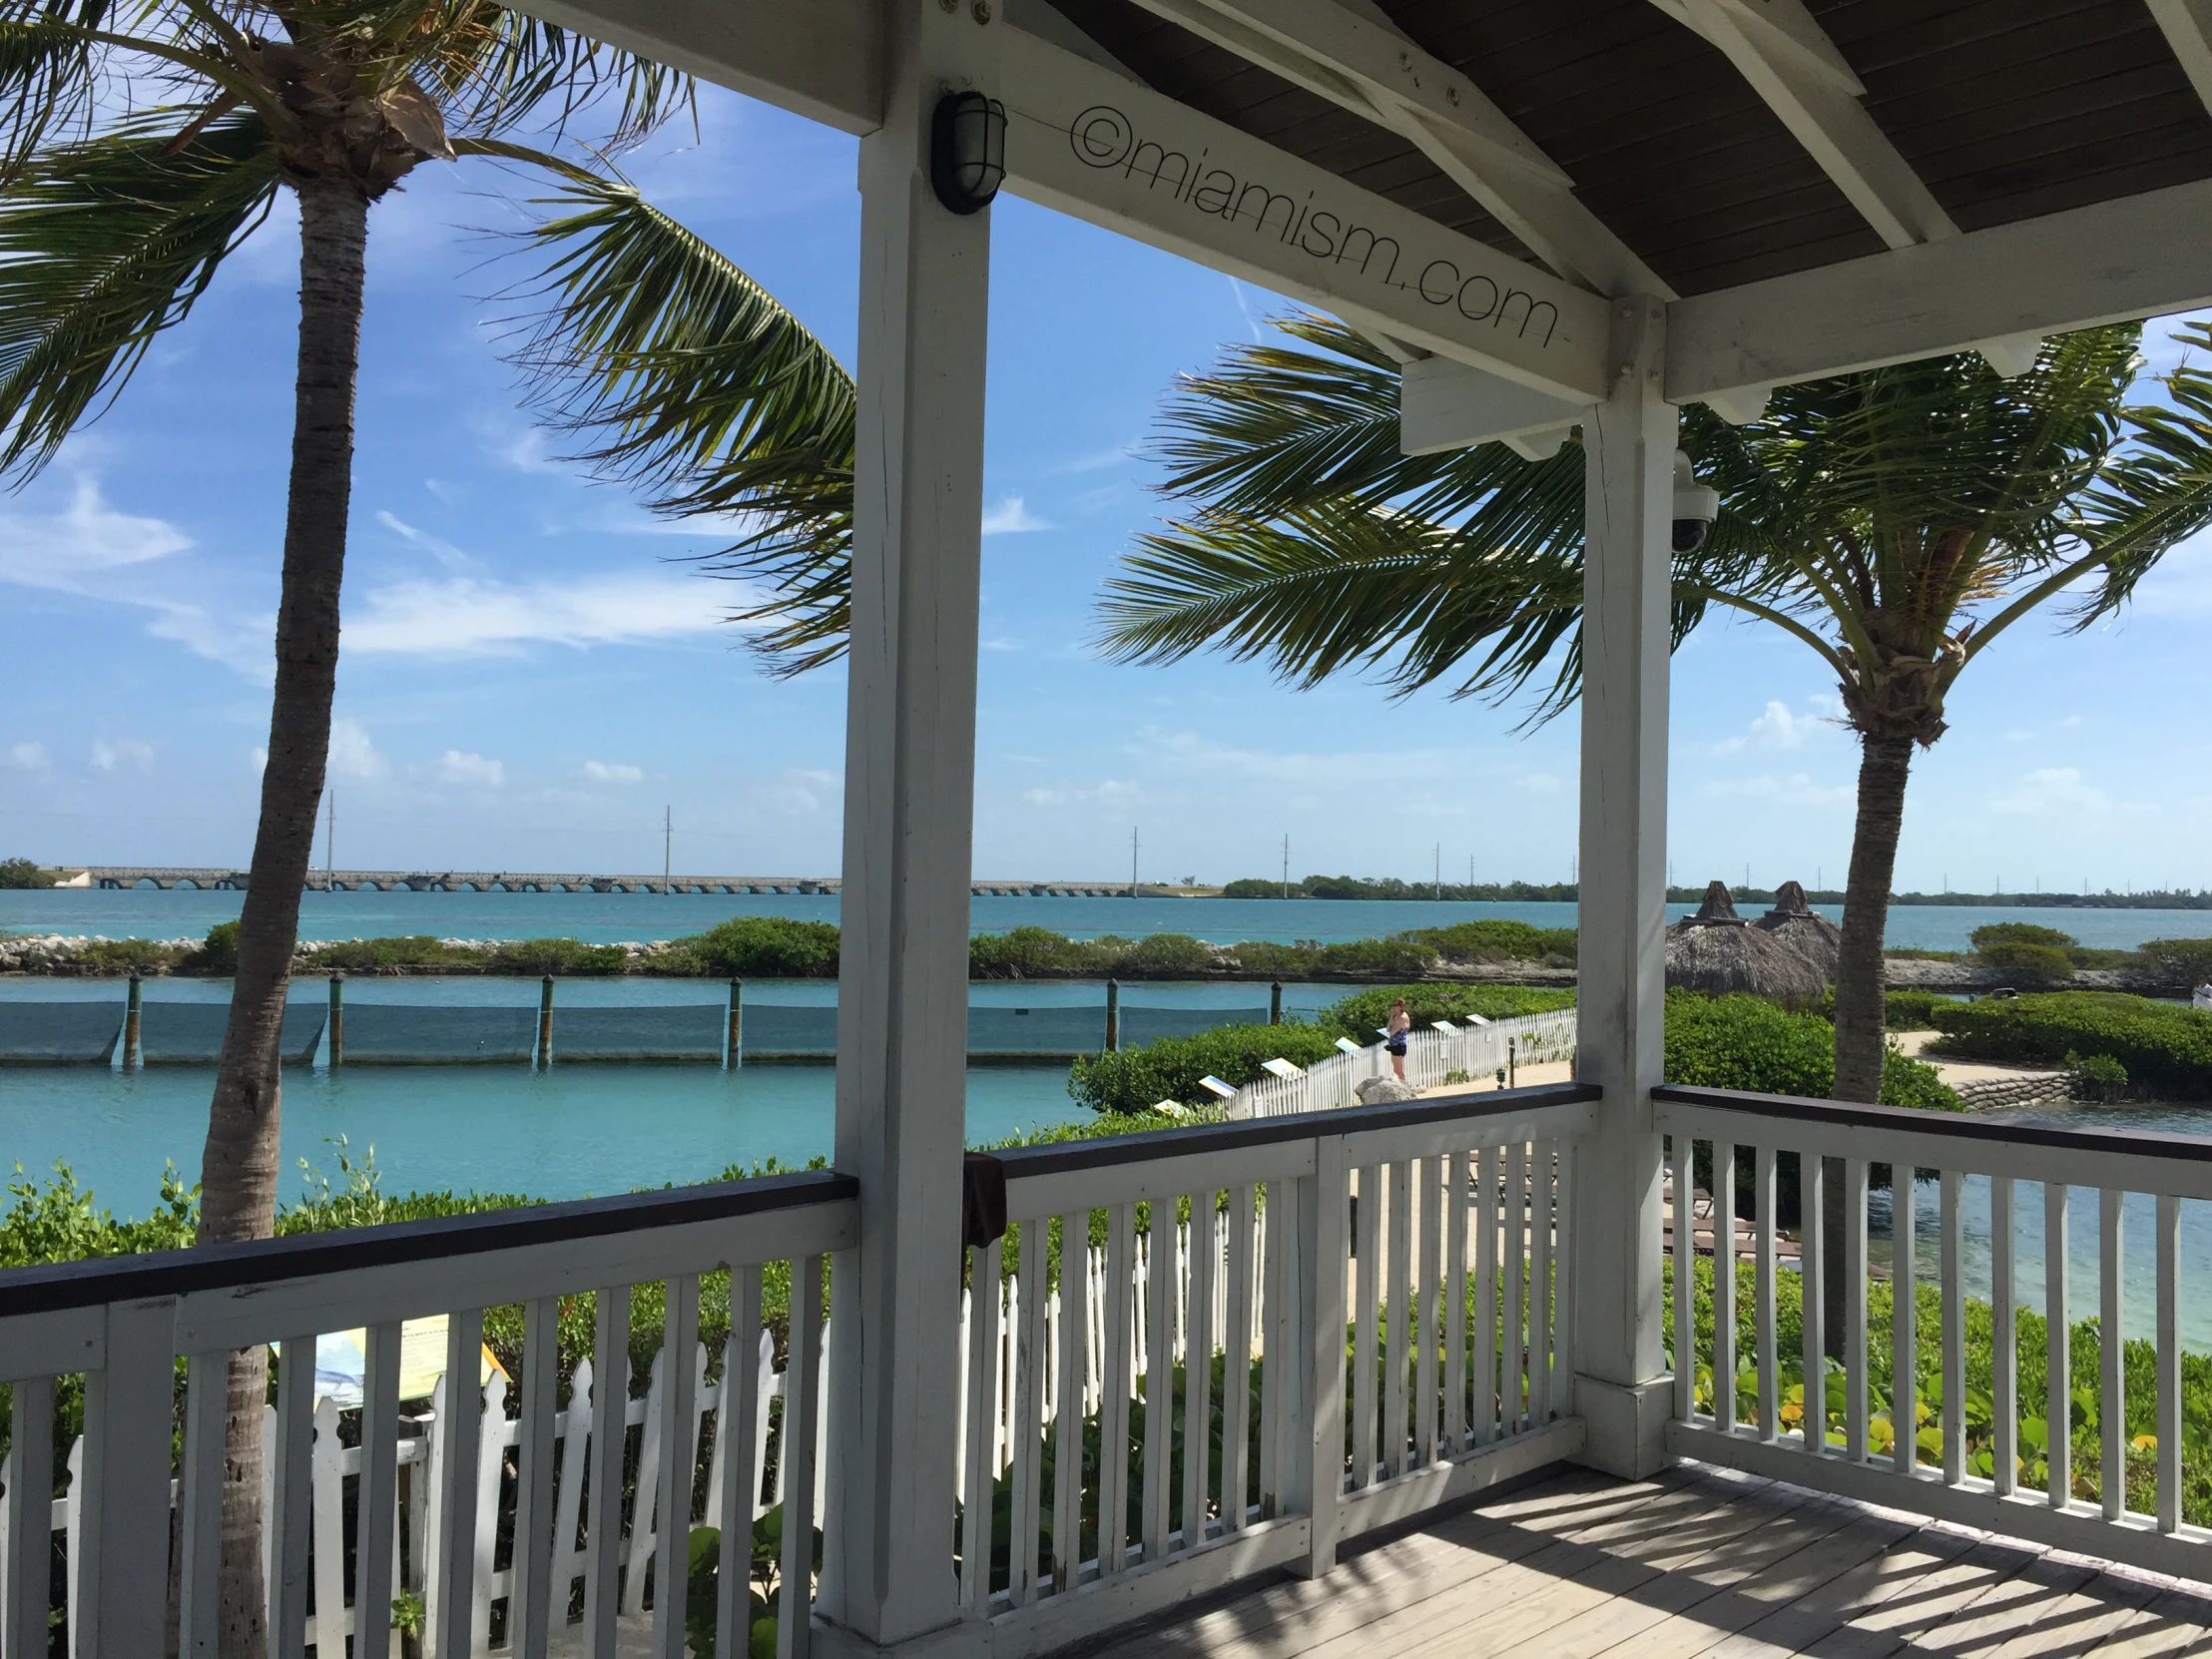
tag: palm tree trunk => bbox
[197,175,369,1659]
[1824,731,1914,1359]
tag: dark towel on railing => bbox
[962,1152,1007,1251]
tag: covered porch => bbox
[6,0,2212,1656]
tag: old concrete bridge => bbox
[63,867,1138,897]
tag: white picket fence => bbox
[1228,1010,1578,1117]
[0,1324,828,1658]
[955,1218,1268,1496]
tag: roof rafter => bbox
[2145,0,2212,119]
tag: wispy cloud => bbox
[581,760,643,785]
[1989,767,2152,821]
[1051,442,1137,476]
[435,751,506,788]
[376,509,473,571]
[981,496,1053,535]
[1023,779,1142,809]
[1708,700,1831,754]
[9,741,48,770]
[90,738,154,773]
[328,718,387,782]
[342,574,727,656]
[1699,772,1852,805]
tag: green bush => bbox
[2139,937,2212,985]
[2065,1050,2129,1101]
[1664,991,1958,1113]
[73,936,190,972]
[1067,1022,1344,1113]
[1111,932,1216,976]
[680,916,840,978]
[968,925,1092,978]
[190,920,240,973]
[486,936,629,975]
[1975,940,2076,986]
[1311,982,1575,1042]
[1930,992,2212,1099]
[0,856,52,888]
[1969,921,2078,954]
[1408,918,1576,963]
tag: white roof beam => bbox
[1666,174,2212,403]
[1128,0,1671,298]
[2146,0,2212,115]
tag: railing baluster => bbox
[2,1377,51,1659]
[626,1350,667,1619]
[1417,1155,1441,1463]
[1056,1212,1090,1586]
[1713,1140,1736,1432]
[1223,1185,1255,1530]
[1892,1171,1917,1476]
[1801,1155,1824,1454]
[1672,1141,1694,1423]
[1444,1150,1467,1453]
[1755,1144,1777,1441]
[652,1280,701,1659]
[1550,1138,1576,1420]
[1530,1141,1554,1427]
[1475,1145,1499,1443]
[720,1268,765,1659]
[1099,1204,1135,1574]
[178,1354,226,1657]
[1504,1142,1527,1433]
[1013,1221,1051,1602]
[1941,1171,1963,1485]
[960,1239,1000,1610]
[512,1297,560,1659]
[309,1395,344,1657]
[1142,1198,1175,1560]
[586,1286,631,1656]
[1845,1157,1869,1462]
[1992,1177,2016,1498]
[779,1256,824,1659]
[1385,1160,1411,1475]
[2157,1192,2181,1534]
[358,1320,403,1659]
[2046,1181,2069,1508]
[432,1310,485,1659]
[1182,1194,1215,1554]
[1352,1164,1380,1487]
[1259,1178,1290,1517]
[2100,1188,2124,1522]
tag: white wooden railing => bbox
[1654,1084,2212,1582]
[1230,1010,1577,1117]
[0,1170,852,1659]
[955,1081,1599,1657]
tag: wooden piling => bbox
[537,975,555,1068]
[1270,980,1283,1024]
[1105,977,1120,1052]
[727,977,744,1069]
[123,973,142,1070]
[327,973,344,1066]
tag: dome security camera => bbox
[1672,449,1719,553]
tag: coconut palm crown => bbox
[1091,313,2212,1106]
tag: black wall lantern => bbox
[930,89,1006,215]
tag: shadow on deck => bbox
[1055,1463,2212,1659]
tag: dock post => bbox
[124,973,142,1070]
[1105,977,1120,1052]
[1270,980,1283,1025]
[537,975,555,1068]
[727,977,744,1070]
[328,973,344,1067]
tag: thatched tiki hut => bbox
[1666,880,1827,1001]
[1757,878,1844,981]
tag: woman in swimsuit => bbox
[1385,997,1411,1081]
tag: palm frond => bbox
[0,108,277,479]
[400,1,691,146]
[496,166,854,676]
[2074,318,2212,619]
[0,12,107,184]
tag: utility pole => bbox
[1131,826,1139,897]
[664,805,673,889]
[1281,833,1290,899]
[324,792,335,887]
[1433,842,1440,899]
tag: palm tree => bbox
[0,8,847,1648]
[1088,314,2212,1102]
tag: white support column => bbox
[816,2,997,1654]
[1570,294,1675,1478]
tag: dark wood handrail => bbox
[1653,1082,2212,1162]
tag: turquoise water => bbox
[5,889,2208,952]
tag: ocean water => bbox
[4,888,2209,953]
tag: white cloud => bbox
[90,738,154,773]
[1051,442,1137,476]
[980,636,1021,652]
[1023,779,1142,809]
[376,510,471,570]
[1700,772,1852,805]
[1710,700,1828,754]
[754,768,837,815]
[1517,772,1564,795]
[342,574,727,656]
[581,760,644,785]
[0,476,191,589]
[981,496,1053,535]
[1990,767,2152,821]
[248,747,267,773]
[328,718,388,782]
[436,751,506,788]
[9,741,48,770]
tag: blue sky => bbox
[1,87,2209,893]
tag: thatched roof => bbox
[1755,878,1843,982]
[1667,881,1828,1000]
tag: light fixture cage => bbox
[931,89,1007,215]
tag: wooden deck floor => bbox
[1064,1463,2212,1659]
